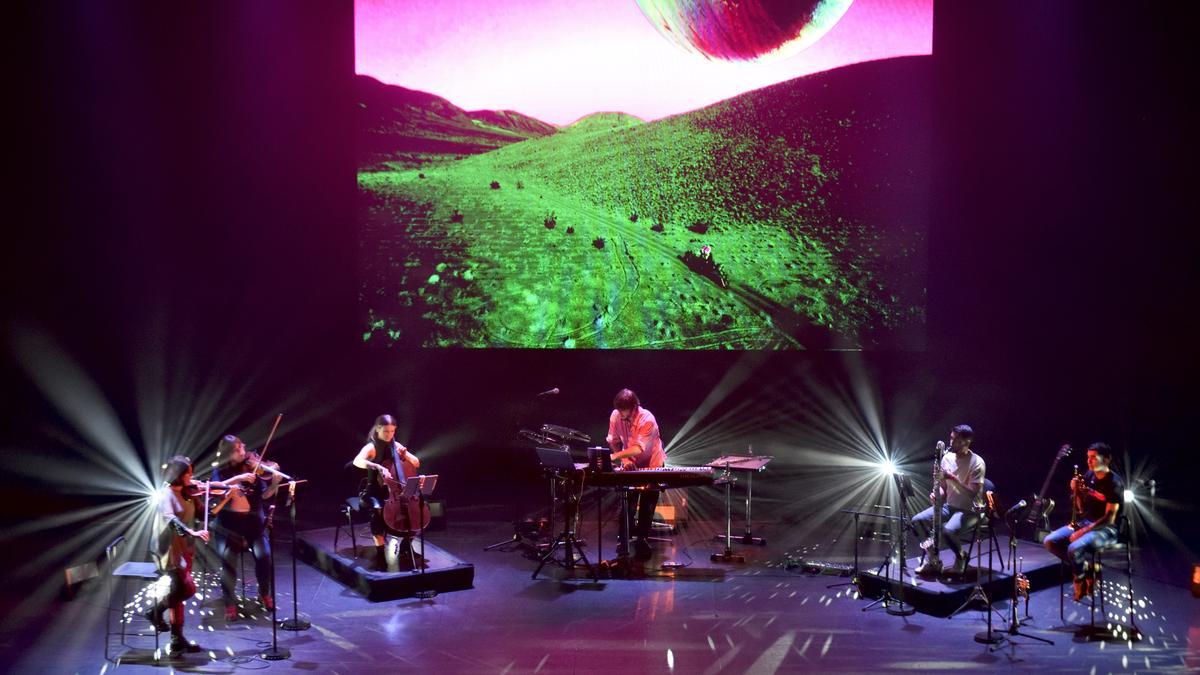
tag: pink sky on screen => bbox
[355,0,931,126]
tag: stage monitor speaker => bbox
[426,499,448,531]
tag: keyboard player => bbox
[606,388,665,559]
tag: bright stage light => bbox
[880,458,897,476]
[147,484,168,509]
[1124,488,1135,503]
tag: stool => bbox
[103,536,161,662]
[961,513,1006,572]
[1058,518,1139,640]
[958,480,1005,574]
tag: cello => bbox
[374,442,431,534]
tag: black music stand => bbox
[864,473,915,615]
[828,507,887,590]
[531,447,596,581]
[261,504,289,661]
[401,475,438,576]
[279,480,310,632]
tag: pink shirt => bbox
[606,406,665,469]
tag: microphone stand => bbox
[280,480,310,631]
[990,512,1053,650]
[261,504,289,661]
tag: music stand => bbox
[828,506,890,590]
[400,475,438,576]
[864,473,915,616]
[279,479,311,632]
[531,448,596,581]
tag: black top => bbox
[1080,469,1124,524]
[364,438,406,496]
[214,462,271,518]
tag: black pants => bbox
[214,511,272,604]
[630,490,660,540]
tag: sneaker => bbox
[168,638,202,656]
[950,553,969,576]
[260,595,275,612]
[915,556,943,576]
[143,608,169,633]
[224,605,238,622]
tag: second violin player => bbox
[211,434,282,621]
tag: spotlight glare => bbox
[1124,489,1135,503]
[148,485,168,509]
[880,459,897,476]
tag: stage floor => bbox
[4,519,1197,673]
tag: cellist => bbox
[352,414,420,569]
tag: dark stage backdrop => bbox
[4,1,1197,585]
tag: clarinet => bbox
[920,441,946,557]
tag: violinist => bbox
[147,455,210,656]
[352,414,420,569]
[1043,442,1124,601]
[211,434,281,621]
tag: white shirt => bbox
[942,450,985,511]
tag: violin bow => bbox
[253,413,284,477]
[203,481,211,531]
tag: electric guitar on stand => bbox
[1022,444,1072,540]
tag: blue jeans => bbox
[911,504,979,558]
[1043,522,1118,575]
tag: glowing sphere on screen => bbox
[635,0,854,62]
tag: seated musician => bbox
[1043,442,1124,600]
[912,424,986,576]
[211,434,281,620]
[606,388,665,560]
[352,414,421,570]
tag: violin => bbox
[182,480,232,499]
[247,450,288,478]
